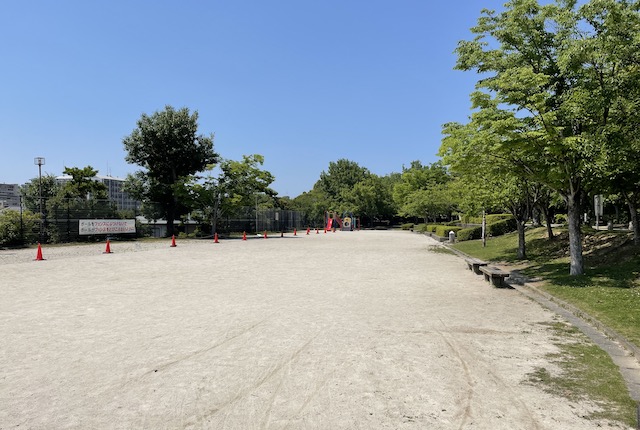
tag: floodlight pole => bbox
[34,157,45,243]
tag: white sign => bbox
[79,219,136,235]
[594,195,603,217]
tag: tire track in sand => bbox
[437,319,542,430]
[185,333,319,428]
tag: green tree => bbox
[315,159,370,206]
[57,166,107,199]
[20,174,61,213]
[393,161,454,223]
[123,105,218,236]
[188,155,276,234]
[454,0,640,274]
[343,174,397,225]
[291,188,331,227]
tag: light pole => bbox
[34,157,45,242]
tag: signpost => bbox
[594,195,603,230]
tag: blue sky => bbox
[1,1,506,197]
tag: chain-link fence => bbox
[215,207,307,234]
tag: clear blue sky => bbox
[1,1,506,197]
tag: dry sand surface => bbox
[0,231,630,429]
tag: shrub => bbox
[401,223,414,230]
[434,225,464,237]
[487,217,517,236]
[426,224,440,233]
[457,226,482,241]
[466,213,513,224]
[0,209,39,246]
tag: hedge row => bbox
[456,217,518,241]
[434,225,464,237]
[463,213,513,225]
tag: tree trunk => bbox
[543,206,554,240]
[623,191,640,245]
[516,219,526,259]
[166,202,176,237]
[566,192,584,275]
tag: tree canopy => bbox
[123,105,218,236]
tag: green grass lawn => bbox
[453,227,640,426]
[452,227,640,347]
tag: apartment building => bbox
[56,175,139,211]
[0,183,21,209]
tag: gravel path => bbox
[0,231,627,429]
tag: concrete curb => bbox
[439,240,640,402]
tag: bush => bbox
[466,213,513,224]
[0,209,39,247]
[555,214,568,225]
[401,223,414,230]
[457,226,482,241]
[434,225,464,237]
[426,224,440,233]
[487,217,518,236]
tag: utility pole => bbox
[34,157,45,243]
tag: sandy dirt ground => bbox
[0,231,630,429]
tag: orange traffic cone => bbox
[306,228,310,235]
[214,233,219,243]
[242,231,247,241]
[103,239,113,254]
[294,228,297,236]
[34,243,45,261]
[264,230,268,239]
[170,235,177,247]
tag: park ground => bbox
[0,230,636,429]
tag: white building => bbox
[0,183,21,209]
[56,175,139,212]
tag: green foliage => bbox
[123,105,218,236]
[315,159,370,202]
[0,209,39,246]
[186,154,276,233]
[457,226,482,241]
[555,214,568,225]
[434,225,463,237]
[20,175,61,213]
[393,161,456,221]
[466,214,513,224]
[487,218,517,237]
[426,224,439,233]
[401,223,414,230]
[58,166,107,199]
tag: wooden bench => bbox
[465,258,488,275]
[479,266,510,288]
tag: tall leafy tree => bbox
[454,0,640,274]
[20,174,61,213]
[123,105,218,236]
[315,159,370,207]
[58,166,107,199]
[188,155,276,234]
[393,161,454,223]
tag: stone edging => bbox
[438,239,640,402]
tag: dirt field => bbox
[0,231,628,429]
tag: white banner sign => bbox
[79,219,136,235]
